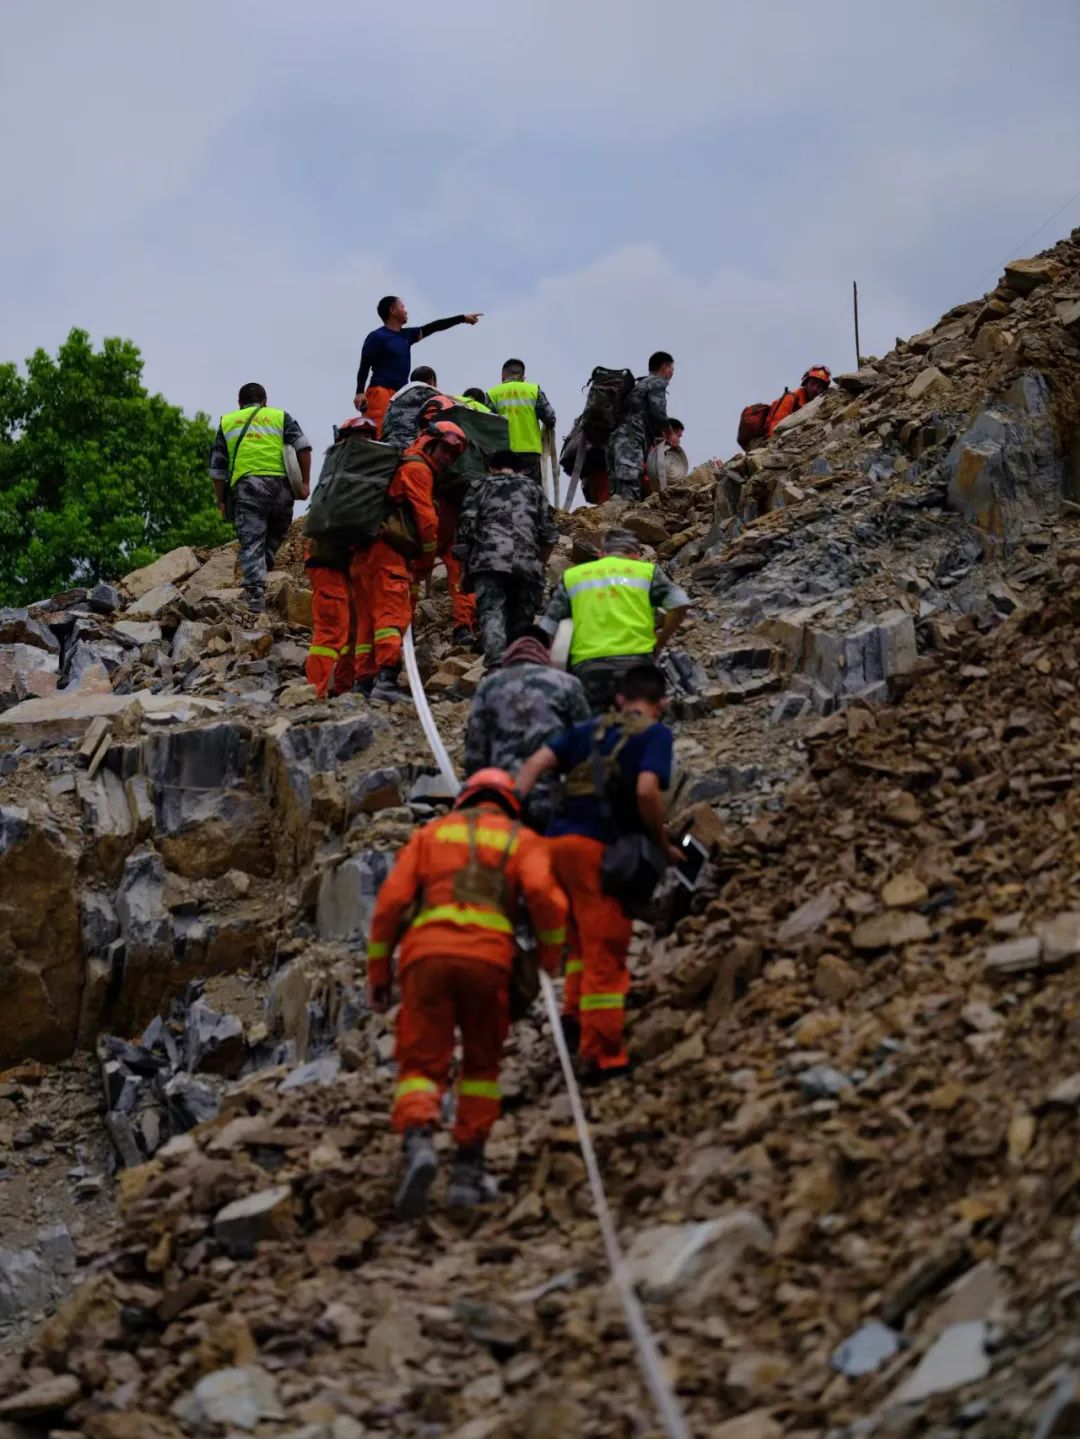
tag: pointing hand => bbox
[464,313,483,325]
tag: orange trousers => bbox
[305,567,355,697]
[548,835,633,1069]
[363,385,395,438]
[350,540,415,677]
[393,955,510,1148]
[437,490,476,631]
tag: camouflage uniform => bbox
[209,413,311,610]
[607,374,669,501]
[458,470,559,666]
[465,662,591,831]
[541,562,690,713]
[381,383,441,451]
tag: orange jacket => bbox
[766,386,810,435]
[367,803,568,988]
[382,438,439,568]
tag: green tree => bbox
[0,328,231,602]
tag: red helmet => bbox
[428,420,468,455]
[802,365,832,388]
[454,767,522,817]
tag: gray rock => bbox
[213,1188,294,1258]
[316,850,394,943]
[798,1064,853,1100]
[831,1320,901,1377]
[0,608,60,652]
[622,1212,772,1306]
[116,848,169,951]
[890,1321,990,1404]
[0,644,60,707]
[122,546,201,600]
[172,1364,284,1432]
[88,581,122,614]
[279,1054,341,1092]
[185,1000,246,1077]
[81,890,120,954]
[945,371,1064,538]
[125,581,182,617]
[770,691,810,724]
[112,620,162,646]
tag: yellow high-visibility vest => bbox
[220,405,286,485]
[562,556,656,663]
[487,380,542,454]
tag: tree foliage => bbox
[0,328,230,602]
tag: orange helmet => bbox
[427,420,468,455]
[454,767,522,817]
[419,393,456,424]
[802,365,832,388]
[338,414,378,434]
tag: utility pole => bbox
[853,280,862,368]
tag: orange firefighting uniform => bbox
[765,386,809,436]
[351,438,440,678]
[436,487,477,632]
[548,834,634,1070]
[304,539,355,697]
[362,385,396,438]
[367,803,568,1147]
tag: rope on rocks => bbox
[539,970,693,1439]
[403,634,693,1439]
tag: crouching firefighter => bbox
[366,768,569,1219]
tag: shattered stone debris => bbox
[4,228,1080,1434]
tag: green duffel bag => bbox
[440,405,510,491]
[304,434,403,543]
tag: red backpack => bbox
[737,402,771,450]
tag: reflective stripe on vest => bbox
[220,405,286,485]
[412,904,514,935]
[433,823,519,853]
[562,556,656,663]
[488,380,542,454]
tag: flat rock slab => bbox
[0,690,222,741]
[122,546,200,599]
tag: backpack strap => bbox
[227,405,263,485]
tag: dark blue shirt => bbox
[546,717,673,842]
[357,325,423,393]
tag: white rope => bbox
[540,971,693,1438]
[401,636,693,1439]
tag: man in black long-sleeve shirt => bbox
[354,296,482,436]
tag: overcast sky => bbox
[3,0,1079,471]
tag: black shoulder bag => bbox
[591,721,668,920]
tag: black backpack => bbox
[580,367,634,446]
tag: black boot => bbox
[446,1143,499,1208]
[370,666,410,704]
[560,1014,581,1057]
[395,1125,437,1219]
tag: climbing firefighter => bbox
[765,365,831,435]
[352,420,468,702]
[406,392,478,647]
[517,663,678,1082]
[367,767,569,1218]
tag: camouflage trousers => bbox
[606,427,646,501]
[571,653,652,714]
[472,572,544,668]
[233,475,294,610]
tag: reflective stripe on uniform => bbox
[565,574,651,599]
[537,927,567,945]
[580,993,625,1011]
[395,1075,439,1100]
[367,940,390,959]
[458,1078,502,1101]
[308,645,339,659]
[374,627,401,640]
[355,643,373,655]
[413,904,514,934]
[565,959,585,976]
[433,823,518,852]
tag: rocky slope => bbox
[3,232,1080,1435]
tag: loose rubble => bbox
[3,231,1080,1434]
